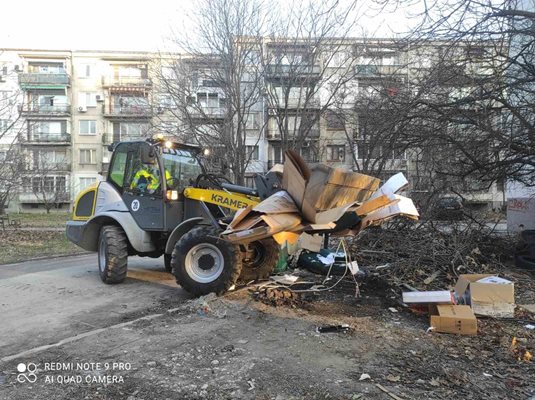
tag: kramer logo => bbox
[17,363,37,383]
[210,194,248,209]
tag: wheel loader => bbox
[66,135,281,296]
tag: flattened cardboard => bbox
[297,232,323,252]
[261,213,301,234]
[430,305,477,335]
[355,193,399,216]
[402,291,454,304]
[361,195,419,227]
[253,191,299,214]
[454,274,515,318]
[305,164,380,211]
[369,172,409,200]
[282,150,310,214]
[228,206,254,229]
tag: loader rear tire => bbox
[239,239,280,282]
[172,225,242,296]
[98,225,128,284]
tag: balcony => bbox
[23,162,71,172]
[265,64,321,80]
[266,128,319,140]
[19,103,71,116]
[270,97,320,109]
[188,106,227,120]
[103,105,152,119]
[355,64,405,77]
[102,76,152,89]
[18,73,70,88]
[24,133,71,144]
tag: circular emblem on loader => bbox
[131,199,140,212]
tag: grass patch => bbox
[8,212,70,228]
[0,230,84,265]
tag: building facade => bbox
[0,40,506,212]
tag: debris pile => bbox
[221,150,419,244]
[352,224,516,290]
[251,286,303,308]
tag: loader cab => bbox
[107,140,203,232]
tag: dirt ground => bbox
[1,271,534,400]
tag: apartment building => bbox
[0,49,155,212]
[0,39,505,212]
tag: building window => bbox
[325,111,345,130]
[79,92,97,107]
[79,177,97,191]
[358,143,382,159]
[245,145,259,161]
[80,120,97,135]
[326,145,345,162]
[0,119,10,132]
[80,64,93,78]
[245,113,260,130]
[80,149,97,164]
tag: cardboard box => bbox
[430,305,477,335]
[454,274,515,318]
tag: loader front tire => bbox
[164,254,173,273]
[239,239,280,282]
[172,225,242,296]
[98,225,128,284]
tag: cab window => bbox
[162,148,203,190]
[125,144,162,195]
[108,145,128,188]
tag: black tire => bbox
[239,239,280,282]
[171,225,242,296]
[98,225,128,284]
[164,254,173,273]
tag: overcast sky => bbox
[0,0,415,52]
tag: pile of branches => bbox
[347,221,517,290]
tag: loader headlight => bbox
[164,141,173,149]
[166,190,179,201]
[203,148,211,156]
[153,133,165,141]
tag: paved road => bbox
[0,254,188,358]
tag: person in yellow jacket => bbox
[130,165,160,193]
[130,165,173,194]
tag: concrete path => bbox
[0,254,188,358]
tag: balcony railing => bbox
[355,64,405,76]
[188,106,227,119]
[271,97,320,109]
[23,162,71,171]
[102,76,152,88]
[19,73,70,86]
[19,104,71,115]
[25,133,71,143]
[266,128,320,139]
[265,64,321,79]
[103,105,152,118]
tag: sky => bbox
[0,0,416,52]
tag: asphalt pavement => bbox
[0,254,188,359]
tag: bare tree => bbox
[260,1,362,160]
[371,0,535,190]
[155,0,267,184]
[0,55,26,213]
